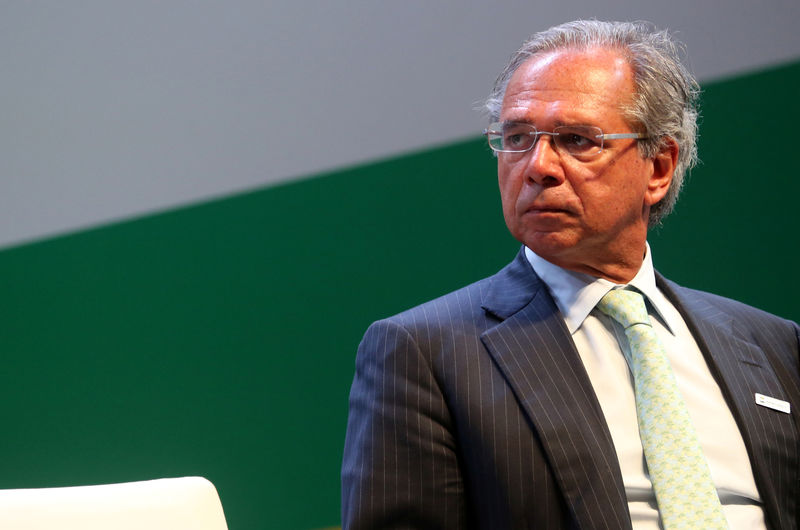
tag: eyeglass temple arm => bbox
[599,132,647,140]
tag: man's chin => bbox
[522,231,579,260]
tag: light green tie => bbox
[597,288,728,529]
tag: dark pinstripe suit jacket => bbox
[342,249,800,529]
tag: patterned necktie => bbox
[596,289,728,529]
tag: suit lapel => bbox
[480,251,632,529]
[659,275,799,529]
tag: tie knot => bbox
[596,289,651,329]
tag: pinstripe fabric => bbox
[659,276,800,530]
[342,249,800,529]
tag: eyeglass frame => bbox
[483,121,648,159]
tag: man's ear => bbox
[645,137,679,206]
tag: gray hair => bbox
[485,20,700,226]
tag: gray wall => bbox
[3,0,800,248]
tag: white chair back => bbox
[0,476,228,529]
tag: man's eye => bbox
[561,133,591,147]
[506,133,526,146]
[557,130,601,154]
[503,126,534,149]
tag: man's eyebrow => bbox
[500,119,533,126]
[501,118,596,128]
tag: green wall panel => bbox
[0,139,512,529]
[651,60,800,322]
[0,60,798,528]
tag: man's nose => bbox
[525,134,565,186]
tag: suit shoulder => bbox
[664,278,799,336]
[381,275,495,332]
[376,249,537,331]
[355,274,497,373]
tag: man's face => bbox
[497,47,673,280]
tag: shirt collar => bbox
[524,244,677,335]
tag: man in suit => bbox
[342,20,800,529]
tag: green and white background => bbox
[2,2,799,528]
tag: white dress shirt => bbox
[525,244,765,529]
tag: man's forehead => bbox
[501,47,635,115]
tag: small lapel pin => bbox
[755,393,791,414]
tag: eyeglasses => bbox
[484,121,647,159]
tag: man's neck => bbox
[541,250,645,283]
